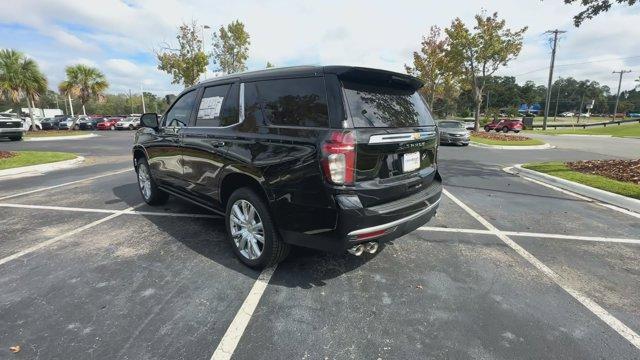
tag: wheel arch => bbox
[132,145,148,168]
[219,171,272,209]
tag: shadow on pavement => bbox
[111,182,376,288]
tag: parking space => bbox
[1,132,639,358]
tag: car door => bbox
[181,81,240,203]
[146,89,199,188]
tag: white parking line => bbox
[442,189,640,350]
[0,204,144,267]
[210,266,277,360]
[0,168,132,201]
[418,226,640,245]
[0,202,220,218]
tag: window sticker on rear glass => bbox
[197,96,224,119]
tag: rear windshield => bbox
[342,81,435,128]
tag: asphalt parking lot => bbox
[1,131,639,359]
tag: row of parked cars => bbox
[41,114,142,131]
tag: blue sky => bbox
[1,0,640,95]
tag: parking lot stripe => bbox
[0,202,220,218]
[417,226,640,245]
[0,204,143,267]
[0,168,132,201]
[210,266,277,360]
[442,189,640,350]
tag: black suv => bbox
[133,66,442,268]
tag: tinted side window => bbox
[164,90,197,127]
[255,77,329,127]
[244,82,265,125]
[219,83,239,127]
[196,84,231,127]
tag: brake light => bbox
[321,131,356,185]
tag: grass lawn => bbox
[25,130,88,138]
[471,135,546,146]
[0,151,77,170]
[523,162,640,199]
[527,122,640,138]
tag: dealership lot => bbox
[0,132,639,359]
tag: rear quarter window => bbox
[252,77,329,128]
[342,81,435,128]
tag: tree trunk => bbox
[472,86,483,132]
[82,104,87,116]
[26,97,36,132]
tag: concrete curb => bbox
[24,133,99,141]
[0,156,85,180]
[506,164,640,214]
[555,134,612,138]
[470,142,555,150]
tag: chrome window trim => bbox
[368,131,436,144]
[347,197,441,237]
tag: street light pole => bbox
[612,70,631,120]
[140,85,146,113]
[201,24,211,80]
[543,29,566,131]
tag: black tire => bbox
[502,126,509,133]
[514,130,520,133]
[129,125,134,130]
[135,157,169,205]
[110,125,115,130]
[9,136,22,141]
[225,188,290,269]
[484,126,490,132]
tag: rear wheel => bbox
[484,126,490,132]
[110,125,115,130]
[502,126,509,133]
[129,125,134,130]
[136,157,169,205]
[226,188,289,268]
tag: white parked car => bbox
[116,116,141,130]
[22,117,42,131]
[560,112,575,117]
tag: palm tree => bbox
[0,49,48,130]
[59,64,108,129]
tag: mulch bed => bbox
[567,159,640,185]
[0,151,16,160]
[471,131,532,142]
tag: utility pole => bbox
[201,24,211,80]
[485,90,490,115]
[140,85,146,113]
[542,29,566,130]
[129,89,133,114]
[612,70,632,120]
[553,86,561,121]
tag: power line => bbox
[512,55,640,77]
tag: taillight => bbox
[321,131,356,185]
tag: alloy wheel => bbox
[229,199,264,260]
[137,164,152,200]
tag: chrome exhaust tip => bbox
[347,244,365,256]
[364,242,379,254]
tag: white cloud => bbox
[1,0,639,94]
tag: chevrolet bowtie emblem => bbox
[412,132,421,140]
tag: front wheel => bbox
[136,158,169,205]
[484,126,490,132]
[226,188,290,268]
[129,125,134,130]
[110,125,115,130]
[502,127,509,133]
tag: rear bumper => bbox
[279,175,442,253]
[440,136,469,145]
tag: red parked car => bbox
[484,118,523,133]
[97,117,121,130]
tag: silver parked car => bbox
[437,120,470,146]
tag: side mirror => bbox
[140,113,159,129]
